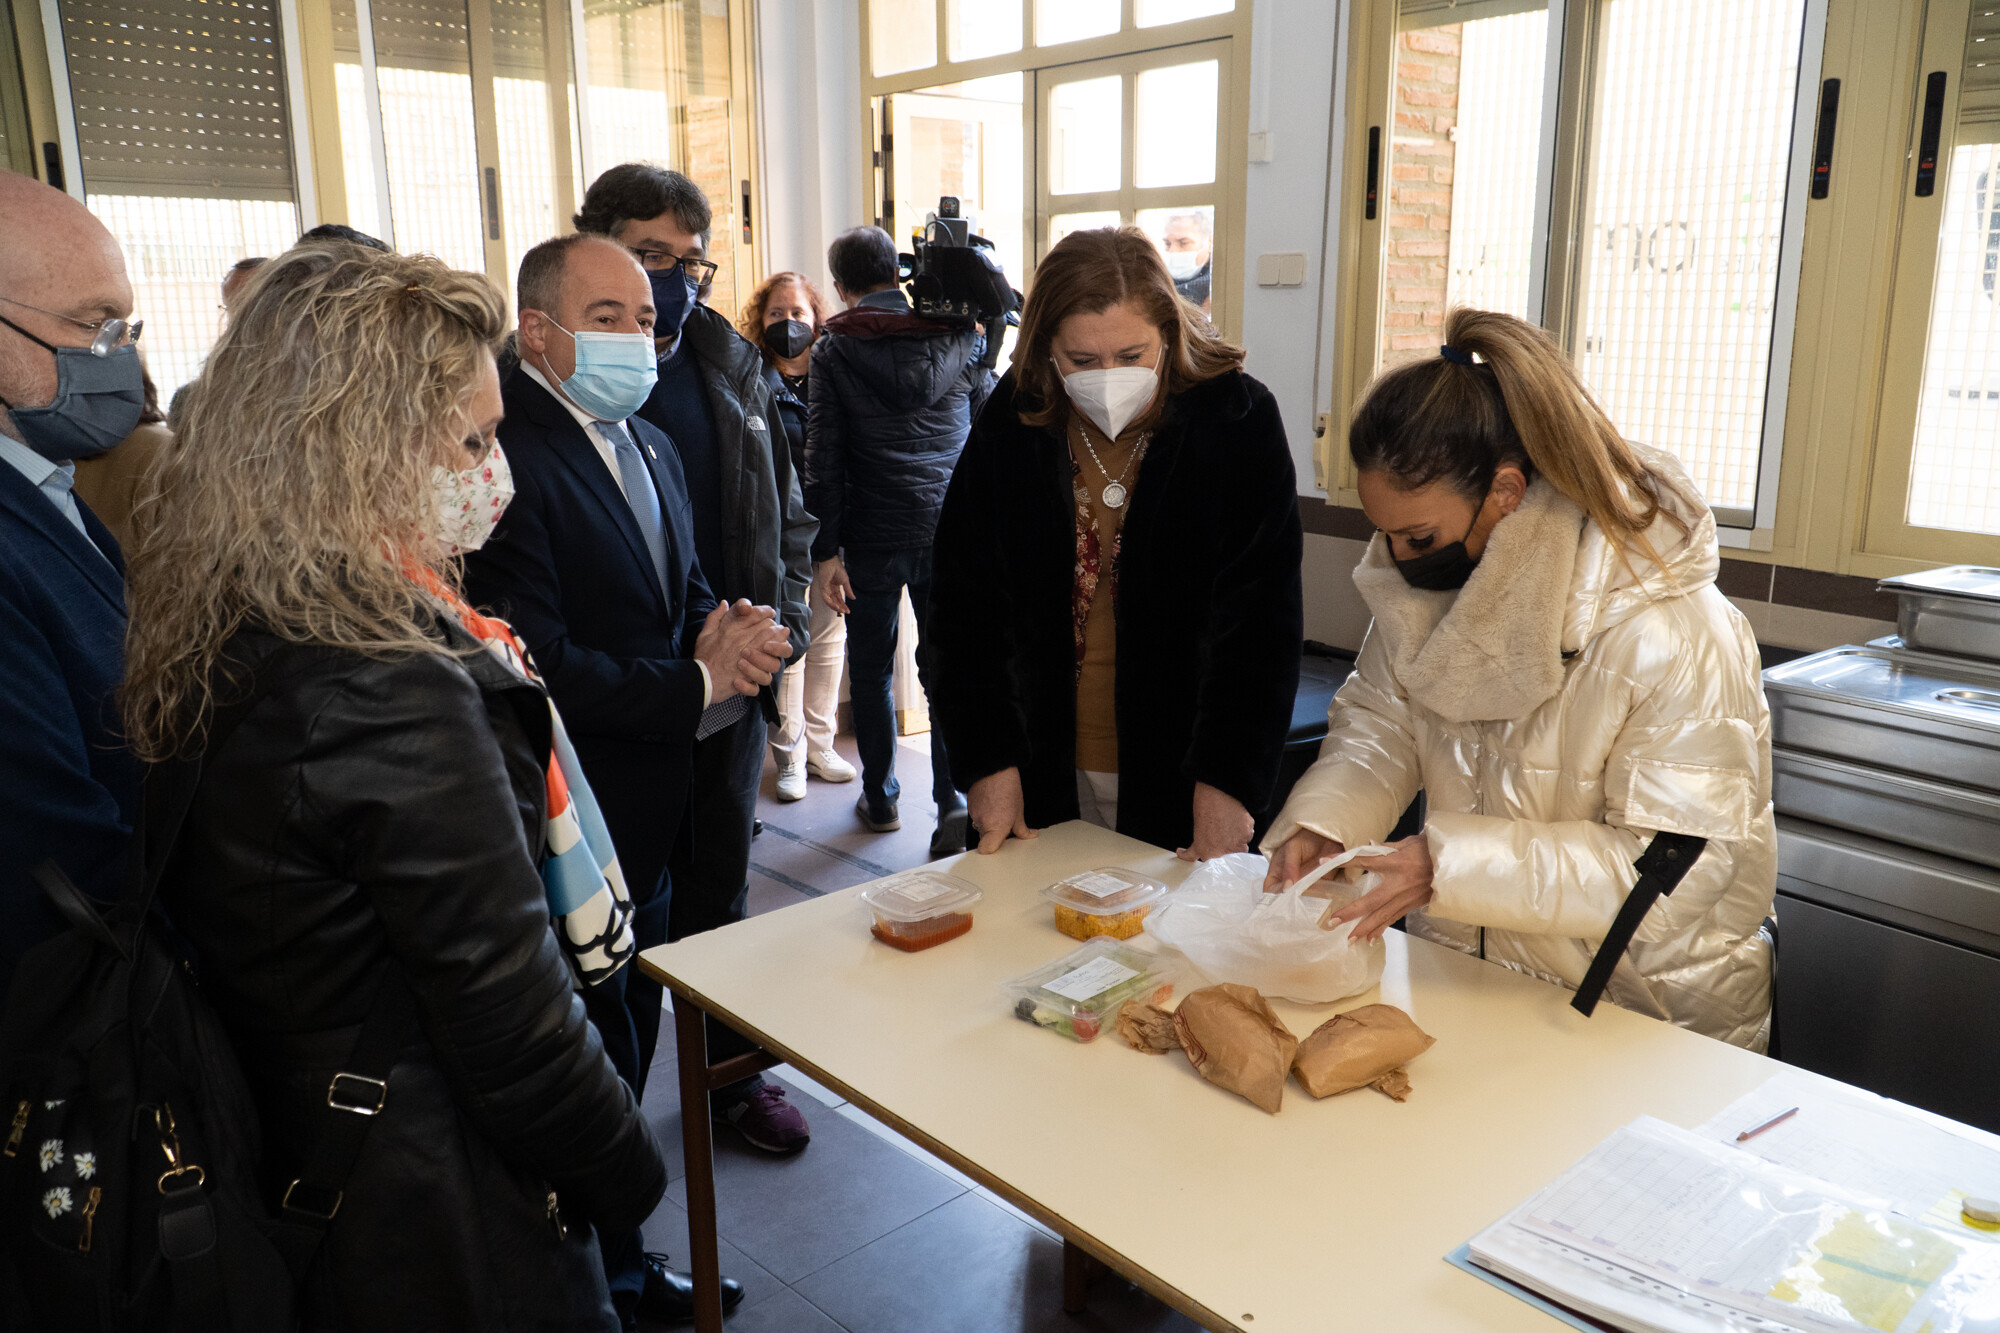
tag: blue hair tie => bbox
[1439,344,1473,366]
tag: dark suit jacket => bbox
[463,370,718,893]
[0,462,136,996]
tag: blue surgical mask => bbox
[537,316,657,421]
[0,314,145,462]
[648,267,698,343]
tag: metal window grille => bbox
[1573,0,1807,514]
[51,0,302,396]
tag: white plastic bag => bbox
[1144,847,1394,1004]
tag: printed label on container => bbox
[1043,956,1141,1002]
[1063,871,1135,901]
[892,879,956,905]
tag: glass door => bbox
[1033,40,1231,319]
[1866,0,2000,557]
[1375,1,1551,372]
[1337,0,1822,533]
[884,73,1028,290]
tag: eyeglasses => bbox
[629,248,719,288]
[0,294,143,356]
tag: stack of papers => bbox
[1465,1113,2000,1333]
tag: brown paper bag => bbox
[1171,983,1298,1114]
[1291,1004,1435,1099]
[1115,1002,1181,1055]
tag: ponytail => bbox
[1350,307,1686,567]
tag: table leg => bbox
[1062,1238,1102,1313]
[673,994,725,1333]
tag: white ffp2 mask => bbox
[1055,351,1160,440]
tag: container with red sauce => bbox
[859,871,984,952]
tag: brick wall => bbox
[1383,25,1461,369]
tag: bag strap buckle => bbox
[281,1178,342,1222]
[326,1072,388,1117]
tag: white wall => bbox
[754,0,864,296]
[1238,0,1346,502]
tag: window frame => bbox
[1329,0,1828,549]
[856,0,1252,341]
[18,0,760,321]
[1859,0,2000,564]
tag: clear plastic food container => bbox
[1003,938,1174,1043]
[1041,867,1170,940]
[859,871,983,952]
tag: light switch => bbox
[1256,252,1309,287]
[1247,130,1272,162]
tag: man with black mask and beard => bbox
[571,167,817,1163]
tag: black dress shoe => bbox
[638,1251,745,1324]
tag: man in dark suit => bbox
[574,164,817,1157]
[0,172,143,1000]
[463,232,785,1328]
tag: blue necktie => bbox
[603,421,669,596]
[604,420,748,736]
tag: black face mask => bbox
[1392,512,1481,591]
[763,319,813,361]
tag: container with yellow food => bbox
[1041,868,1170,940]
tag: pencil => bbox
[1737,1106,1799,1142]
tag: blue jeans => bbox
[843,546,958,811]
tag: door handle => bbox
[1936,688,2000,712]
[1916,70,1947,197]
[1365,126,1380,221]
[1811,78,1839,199]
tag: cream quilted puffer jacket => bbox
[1265,447,1775,1048]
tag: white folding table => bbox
[639,820,1783,1331]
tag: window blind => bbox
[369,0,471,75]
[56,0,296,200]
[1396,0,1546,33]
[1958,4,2000,137]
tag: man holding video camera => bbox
[805,222,996,855]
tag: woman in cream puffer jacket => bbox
[1265,310,1775,1049]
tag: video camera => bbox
[900,196,1019,371]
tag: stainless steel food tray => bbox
[1877,566,2000,661]
[1772,750,2000,871]
[1762,645,2000,793]
[1777,815,2000,943]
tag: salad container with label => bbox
[1003,938,1174,1043]
[860,871,983,952]
[1041,867,1170,940]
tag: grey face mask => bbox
[0,314,146,462]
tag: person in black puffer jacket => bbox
[806,226,995,854]
[123,245,666,1332]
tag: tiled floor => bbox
[634,733,1201,1332]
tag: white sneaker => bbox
[807,748,857,783]
[775,760,807,802]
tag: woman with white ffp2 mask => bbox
[926,226,1303,864]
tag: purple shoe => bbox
[713,1083,811,1155]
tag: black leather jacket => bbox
[161,621,665,1330]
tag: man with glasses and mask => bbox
[0,173,144,999]
[572,165,817,1160]
[462,230,784,1327]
